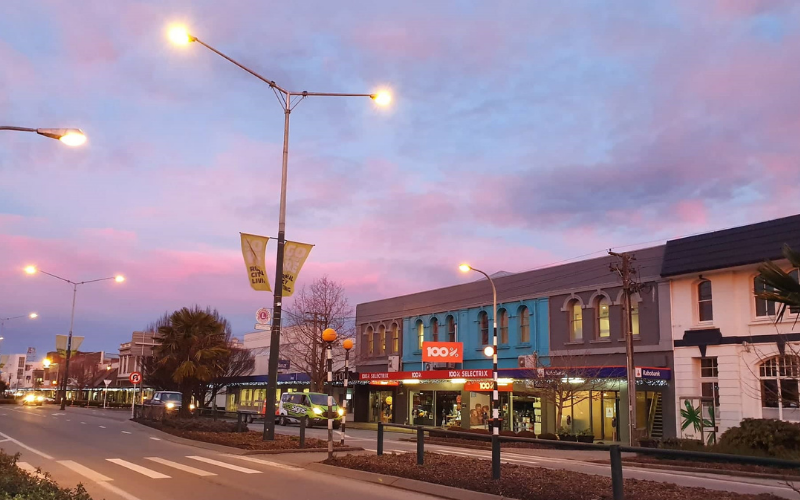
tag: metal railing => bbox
[377,422,800,500]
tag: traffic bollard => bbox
[299,416,306,448]
[491,435,501,480]
[610,445,624,500]
[377,421,384,456]
[417,426,424,465]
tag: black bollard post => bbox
[491,435,501,480]
[299,415,306,448]
[417,426,424,465]
[377,421,384,456]
[610,445,624,500]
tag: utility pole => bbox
[609,250,641,445]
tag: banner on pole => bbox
[55,335,84,356]
[26,347,36,363]
[240,233,271,291]
[281,241,314,297]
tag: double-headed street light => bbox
[459,263,501,479]
[24,266,124,410]
[0,312,38,342]
[1,127,86,146]
[168,24,390,441]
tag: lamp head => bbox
[168,25,195,45]
[114,275,125,283]
[459,264,471,273]
[483,346,495,357]
[342,339,354,351]
[29,313,38,319]
[24,265,37,275]
[322,328,338,343]
[35,129,86,146]
[43,358,51,368]
[371,92,391,106]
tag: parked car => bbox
[143,391,196,413]
[277,392,342,428]
[22,392,45,406]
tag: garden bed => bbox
[617,456,800,478]
[324,452,786,500]
[134,418,351,451]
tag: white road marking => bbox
[149,437,161,441]
[96,482,144,500]
[81,422,86,425]
[121,431,131,434]
[186,456,261,474]
[145,457,216,476]
[1,413,7,416]
[107,458,171,479]
[66,419,71,422]
[0,438,9,443]
[16,462,39,474]
[99,426,106,429]
[58,460,113,482]
[364,448,377,453]
[222,454,303,471]
[0,431,53,459]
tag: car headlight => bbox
[166,402,175,409]
[36,396,44,402]
[337,408,344,416]
[24,395,34,402]
[312,407,323,415]
[189,404,196,410]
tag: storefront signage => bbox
[464,381,512,392]
[422,342,463,363]
[369,381,399,386]
[359,369,491,381]
[500,366,671,381]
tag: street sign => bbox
[103,379,112,387]
[129,372,142,384]
[254,323,271,331]
[256,308,271,325]
[278,359,290,371]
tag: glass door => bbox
[602,392,619,441]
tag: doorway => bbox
[601,392,619,441]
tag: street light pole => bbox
[169,26,390,441]
[321,328,338,459]
[460,264,501,479]
[1,126,87,146]
[341,339,353,445]
[24,266,124,410]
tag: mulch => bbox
[619,456,800,478]
[325,452,786,500]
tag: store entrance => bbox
[511,393,541,434]
[369,390,394,423]
[601,392,619,441]
[436,391,461,428]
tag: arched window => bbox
[698,279,713,322]
[366,326,374,356]
[595,296,610,339]
[755,271,799,317]
[378,325,386,354]
[479,311,489,345]
[630,293,641,336]
[446,315,456,342]
[759,355,800,420]
[498,308,508,345]
[417,320,424,350]
[518,306,530,344]
[569,300,583,341]
[431,317,439,342]
[391,323,400,353]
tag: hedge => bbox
[0,450,92,499]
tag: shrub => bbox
[0,399,17,405]
[719,418,800,457]
[0,450,92,500]
[163,417,244,433]
[657,438,705,451]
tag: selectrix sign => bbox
[359,369,491,381]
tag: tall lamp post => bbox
[1,127,86,146]
[322,328,338,459]
[168,25,390,440]
[24,266,124,410]
[341,339,353,445]
[0,312,38,339]
[460,263,501,480]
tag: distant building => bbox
[117,331,159,388]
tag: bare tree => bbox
[69,355,102,400]
[283,276,354,392]
[206,345,255,417]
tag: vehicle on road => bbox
[143,391,195,413]
[22,392,45,406]
[277,392,342,427]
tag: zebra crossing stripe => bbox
[186,456,260,474]
[221,454,303,471]
[145,457,217,476]
[107,459,171,479]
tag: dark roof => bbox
[661,214,800,277]
[356,245,665,324]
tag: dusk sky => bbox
[2,0,799,358]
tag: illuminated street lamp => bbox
[322,328,338,459]
[460,263,501,480]
[0,312,38,339]
[341,339,354,445]
[1,127,86,146]
[169,23,390,441]
[25,266,124,410]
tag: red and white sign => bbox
[359,369,491,381]
[256,308,271,325]
[129,372,142,384]
[422,342,463,363]
[465,381,512,392]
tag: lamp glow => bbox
[483,346,495,357]
[24,266,37,275]
[459,264,471,273]
[114,275,125,283]
[29,313,38,319]
[371,92,391,106]
[59,131,87,147]
[168,25,192,45]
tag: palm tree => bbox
[756,244,800,322]
[153,306,231,417]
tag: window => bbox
[498,309,508,344]
[569,301,583,341]
[519,306,530,344]
[391,323,400,353]
[630,296,640,336]
[378,325,386,354]
[759,356,800,414]
[18,357,24,368]
[446,315,456,342]
[756,270,800,317]
[366,326,374,356]
[417,321,424,350]
[596,297,610,339]
[431,318,439,342]
[700,358,718,378]
[698,280,713,322]
[479,311,489,345]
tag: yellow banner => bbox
[282,240,314,297]
[240,233,271,291]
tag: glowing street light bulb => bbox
[459,264,471,273]
[372,92,391,106]
[43,358,51,368]
[483,346,495,357]
[114,275,125,283]
[59,131,87,147]
[168,25,193,45]
[29,313,38,319]
[24,265,37,274]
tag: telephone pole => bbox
[609,250,641,445]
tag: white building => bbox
[1,353,29,390]
[663,214,800,441]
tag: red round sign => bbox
[129,372,142,384]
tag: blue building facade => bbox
[402,298,550,370]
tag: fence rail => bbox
[377,422,800,500]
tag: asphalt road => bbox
[0,405,439,500]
